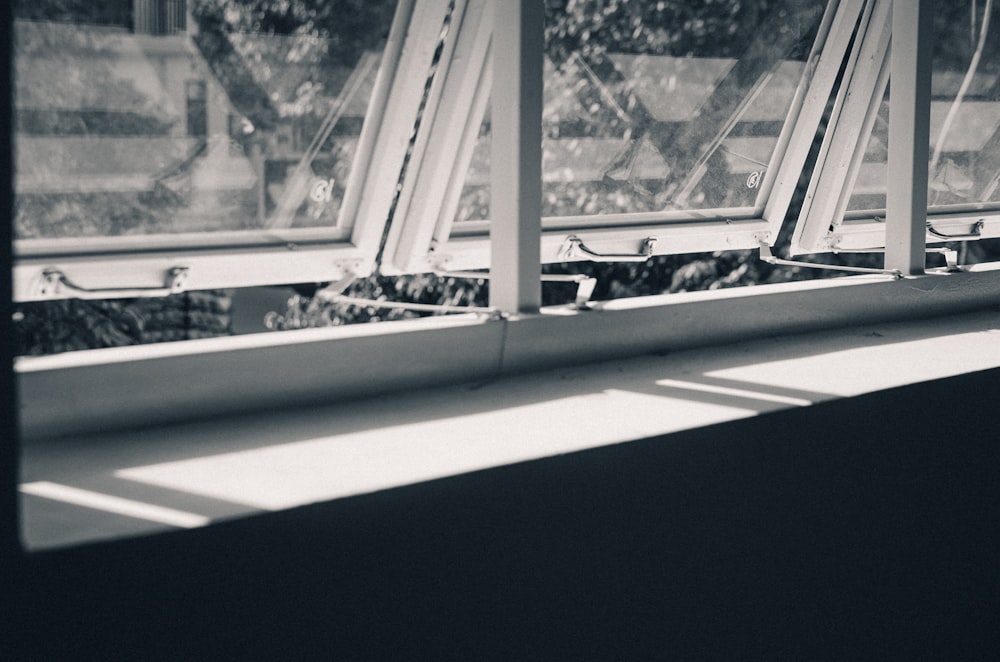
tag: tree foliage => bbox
[14,0,132,25]
[544,0,778,63]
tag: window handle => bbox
[565,236,657,263]
[36,267,190,300]
[926,220,984,241]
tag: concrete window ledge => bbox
[19,302,1000,550]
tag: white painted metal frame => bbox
[884,0,933,274]
[14,0,1000,447]
[378,0,493,275]
[790,0,891,255]
[489,0,543,313]
[790,0,1000,257]
[12,0,450,301]
[380,0,864,274]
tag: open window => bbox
[378,0,866,274]
[12,0,451,302]
[790,0,1000,256]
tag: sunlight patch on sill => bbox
[706,329,1000,398]
[115,388,757,511]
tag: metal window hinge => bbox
[758,242,902,278]
[545,273,598,308]
[35,266,190,300]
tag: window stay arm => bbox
[434,269,598,309]
[758,242,902,278]
[316,292,503,319]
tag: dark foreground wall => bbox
[7,368,1000,660]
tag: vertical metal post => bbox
[490,0,543,314]
[885,0,933,275]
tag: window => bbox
[791,0,1000,256]
[379,0,863,274]
[184,80,208,137]
[12,0,450,301]
[13,0,875,305]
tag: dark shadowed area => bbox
[8,368,1000,660]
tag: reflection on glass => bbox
[457,0,826,222]
[848,0,1000,212]
[14,0,397,241]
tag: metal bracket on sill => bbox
[35,266,190,300]
[833,246,963,271]
[758,242,903,278]
[563,235,658,263]
[434,269,598,309]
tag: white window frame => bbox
[13,0,1000,445]
[378,0,867,274]
[790,0,1000,256]
[12,0,451,301]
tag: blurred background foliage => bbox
[13,291,233,356]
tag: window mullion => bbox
[489,0,543,314]
[884,0,934,275]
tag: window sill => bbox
[19,276,1000,549]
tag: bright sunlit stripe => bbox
[20,481,210,529]
[654,378,814,407]
[116,389,757,511]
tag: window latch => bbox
[35,267,190,300]
[926,220,984,241]
[564,236,657,263]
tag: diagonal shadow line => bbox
[79,474,259,519]
[679,374,838,404]
[612,379,813,416]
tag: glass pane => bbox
[455,0,826,223]
[847,0,1000,213]
[14,0,397,243]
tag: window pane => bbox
[14,0,397,244]
[847,0,1000,214]
[455,0,826,223]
